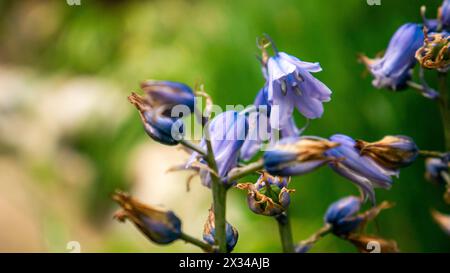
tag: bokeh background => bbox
[0,0,449,252]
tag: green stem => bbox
[275,213,295,253]
[442,170,450,186]
[180,232,214,253]
[226,159,264,182]
[437,72,450,151]
[298,224,332,248]
[179,139,207,156]
[204,127,228,253]
[419,150,447,158]
[406,80,437,99]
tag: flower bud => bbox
[355,135,419,170]
[128,92,184,145]
[324,196,364,236]
[236,173,294,216]
[346,234,399,253]
[425,157,449,184]
[263,136,339,177]
[203,208,239,252]
[113,191,182,244]
[325,134,400,204]
[140,80,195,111]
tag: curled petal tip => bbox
[431,209,450,236]
[128,92,148,112]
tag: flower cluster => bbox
[113,0,450,253]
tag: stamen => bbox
[294,86,303,96]
[281,80,287,96]
[420,5,427,25]
[263,33,279,54]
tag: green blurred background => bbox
[0,0,449,252]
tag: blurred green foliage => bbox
[0,0,449,252]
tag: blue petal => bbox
[280,118,300,138]
[324,196,361,222]
[192,111,248,187]
[328,162,377,204]
[143,111,183,145]
[141,80,195,111]
[442,0,450,30]
[141,211,182,244]
[294,92,325,119]
[327,134,393,188]
[369,23,424,90]
[278,52,323,73]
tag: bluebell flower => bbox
[236,173,294,216]
[203,208,239,252]
[324,196,364,236]
[355,135,419,170]
[360,23,424,90]
[441,0,450,30]
[113,191,182,244]
[325,134,399,204]
[188,111,248,187]
[263,136,338,177]
[266,51,332,128]
[128,92,184,145]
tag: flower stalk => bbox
[204,126,228,253]
[298,224,332,247]
[419,150,448,158]
[179,139,207,156]
[180,232,214,252]
[275,212,295,253]
[226,159,264,182]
